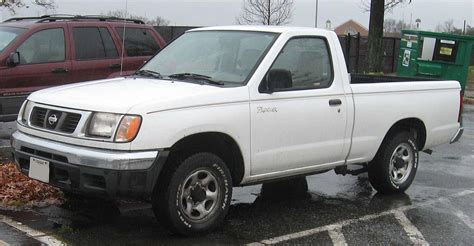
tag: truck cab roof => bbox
[191,25,335,35]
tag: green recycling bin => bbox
[397,30,474,91]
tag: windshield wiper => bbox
[135,70,163,79]
[168,73,224,86]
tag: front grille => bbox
[60,113,82,133]
[30,107,81,134]
[30,107,47,127]
[20,146,68,163]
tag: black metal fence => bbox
[155,26,402,74]
[339,33,401,74]
[154,26,200,43]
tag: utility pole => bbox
[463,20,466,35]
[315,0,319,27]
[267,0,271,25]
[409,13,412,29]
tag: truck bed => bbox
[347,77,460,165]
[350,74,440,84]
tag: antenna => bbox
[120,0,128,76]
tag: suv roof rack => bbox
[3,15,145,24]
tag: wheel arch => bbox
[377,117,427,154]
[158,132,245,188]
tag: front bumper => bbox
[11,131,169,199]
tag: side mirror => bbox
[262,69,293,93]
[7,52,20,67]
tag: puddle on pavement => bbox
[39,171,421,231]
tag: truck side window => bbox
[73,27,119,60]
[115,28,160,57]
[268,37,333,91]
[17,28,65,65]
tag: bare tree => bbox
[384,18,417,34]
[396,20,408,32]
[237,0,294,25]
[147,16,169,26]
[361,0,410,12]
[466,25,474,35]
[104,10,128,19]
[363,0,412,73]
[103,10,169,26]
[435,19,461,33]
[0,0,56,14]
[383,18,397,33]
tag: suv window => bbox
[73,27,118,60]
[115,27,159,56]
[17,28,65,64]
[0,27,26,53]
[267,37,333,91]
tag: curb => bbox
[0,215,65,246]
[464,97,474,105]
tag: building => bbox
[334,19,369,36]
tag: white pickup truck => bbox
[11,26,463,235]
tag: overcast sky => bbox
[1,0,473,31]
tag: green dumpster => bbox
[397,30,474,91]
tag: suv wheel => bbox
[153,152,232,235]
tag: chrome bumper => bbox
[10,131,158,170]
[450,127,464,144]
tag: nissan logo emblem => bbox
[48,114,58,125]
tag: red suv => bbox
[0,15,166,122]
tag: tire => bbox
[153,152,233,236]
[368,131,418,194]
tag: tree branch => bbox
[237,0,294,25]
[1,0,56,14]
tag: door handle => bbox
[109,64,121,69]
[51,68,69,73]
[329,99,342,106]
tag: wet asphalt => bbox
[0,106,473,245]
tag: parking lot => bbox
[0,105,473,245]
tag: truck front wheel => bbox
[368,132,418,194]
[153,152,232,236]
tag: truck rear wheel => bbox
[153,152,232,236]
[368,132,418,194]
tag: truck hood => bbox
[28,77,248,114]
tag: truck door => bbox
[249,36,348,175]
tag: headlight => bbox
[17,100,27,123]
[88,113,121,138]
[115,115,142,142]
[88,113,142,142]
[17,100,32,124]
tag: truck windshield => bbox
[141,30,277,85]
[0,27,25,53]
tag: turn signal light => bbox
[115,115,142,142]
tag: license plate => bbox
[29,157,50,183]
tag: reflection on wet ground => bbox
[5,165,471,245]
